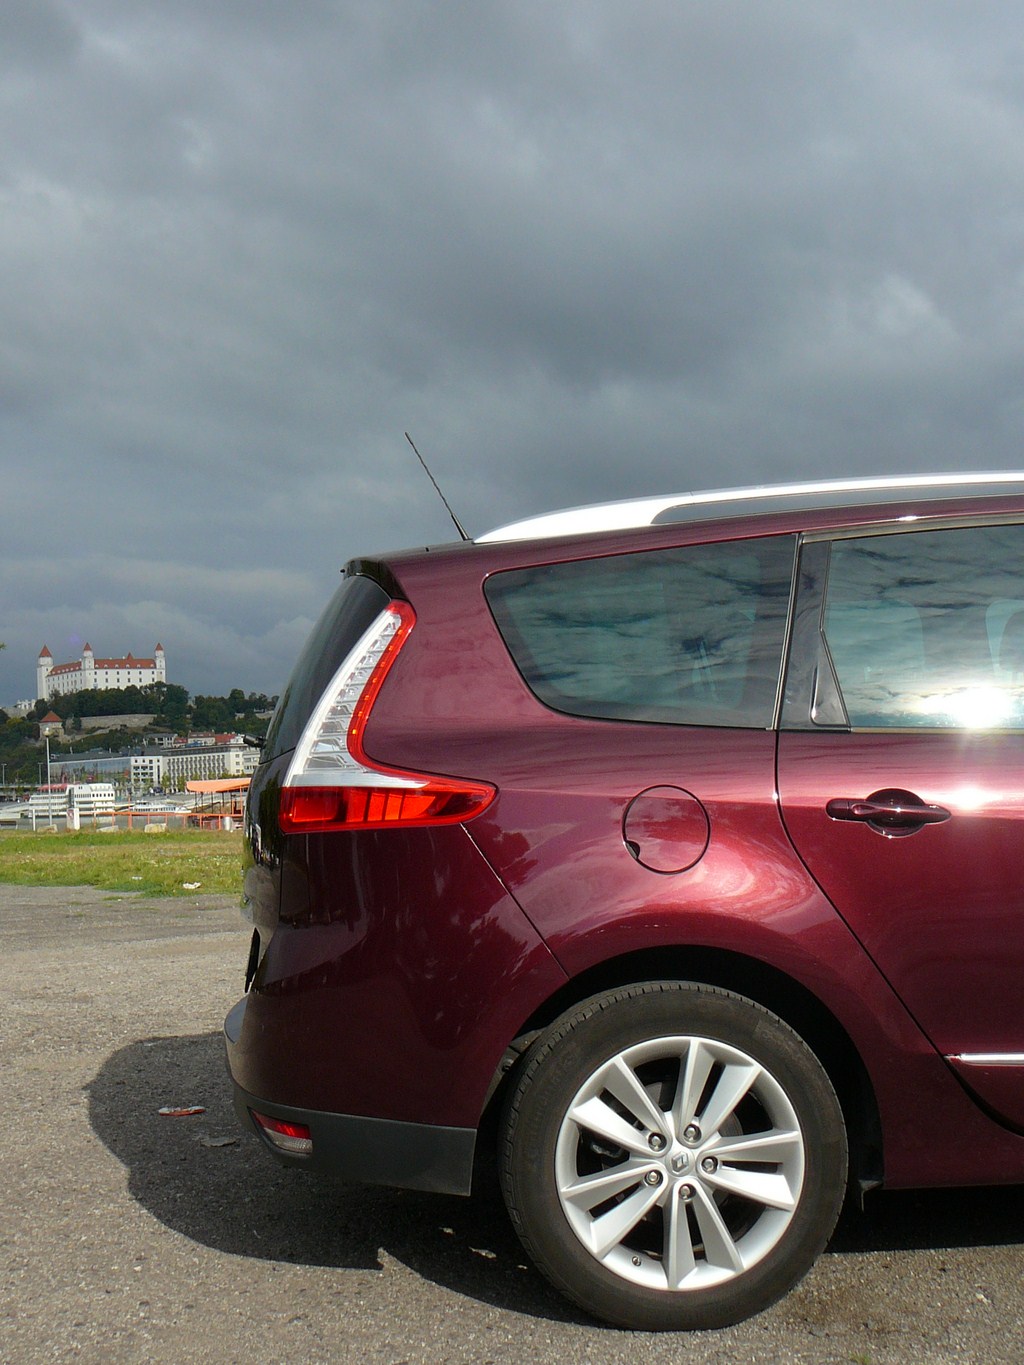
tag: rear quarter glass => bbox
[484,535,795,728]
[261,574,391,761]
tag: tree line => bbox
[29,682,276,731]
[0,684,278,787]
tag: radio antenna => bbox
[405,432,470,542]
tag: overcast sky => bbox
[3,1,1024,703]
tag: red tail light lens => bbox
[279,600,495,834]
[279,779,494,833]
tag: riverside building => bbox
[130,734,259,789]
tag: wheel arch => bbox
[480,945,883,1197]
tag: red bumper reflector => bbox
[250,1110,313,1156]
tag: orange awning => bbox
[185,778,251,794]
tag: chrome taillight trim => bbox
[283,606,420,791]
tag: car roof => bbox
[477,472,1024,544]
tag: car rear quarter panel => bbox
[230,822,568,1128]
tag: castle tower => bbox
[155,643,166,683]
[37,646,53,702]
[82,643,95,689]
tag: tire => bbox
[499,982,848,1331]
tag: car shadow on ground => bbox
[87,1031,1024,1322]
[87,1030,580,1321]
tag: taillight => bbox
[279,601,495,834]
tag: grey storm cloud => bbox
[2,0,1024,700]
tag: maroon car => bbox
[225,472,1024,1330]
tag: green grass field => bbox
[0,828,244,897]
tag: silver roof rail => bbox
[477,472,1024,544]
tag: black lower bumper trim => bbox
[229,1081,477,1196]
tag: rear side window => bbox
[485,536,794,728]
[261,574,391,760]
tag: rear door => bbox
[777,520,1024,1127]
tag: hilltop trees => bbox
[32,683,273,732]
[1,685,278,788]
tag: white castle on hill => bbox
[37,642,166,702]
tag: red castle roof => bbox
[91,656,156,669]
[41,647,161,675]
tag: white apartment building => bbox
[37,643,166,701]
[130,737,259,789]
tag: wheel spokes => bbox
[663,1187,698,1289]
[703,1163,799,1211]
[568,1094,657,1158]
[709,1128,803,1164]
[585,1180,664,1259]
[694,1058,760,1137]
[672,1037,716,1133]
[603,1054,672,1137]
[561,1161,652,1213]
[702,1127,803,1209]
[691,1183,745,1273]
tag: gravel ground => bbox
[2,884,1024,1364]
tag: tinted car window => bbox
[261,574,391,760]
[485,536,794,728]
[822,523,1024,729]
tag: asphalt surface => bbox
[2,884,1024,1364]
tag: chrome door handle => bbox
[826,789,951,833]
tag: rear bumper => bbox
[224,997,476,1195]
